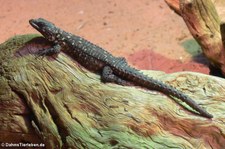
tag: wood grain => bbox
[0,35,224,148]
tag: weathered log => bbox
[165,0,225,77]
[0,35,224,148]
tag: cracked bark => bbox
[0,35,224,148]
[165,0,225,77]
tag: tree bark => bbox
[0,35,224,148]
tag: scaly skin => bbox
[29,18,213,118]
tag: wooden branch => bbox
[0,35,225,148]
[164,0,181,15]
[165,0,225,77]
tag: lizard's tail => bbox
[130,71,213,118]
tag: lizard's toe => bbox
[35,49,48,59]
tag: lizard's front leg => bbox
[101,66,128,85]
[36,44,61,58]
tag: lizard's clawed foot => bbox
[102,66,130,86]
[35,44,61,59]
[35,48,51,59]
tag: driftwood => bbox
[164,0,180,15]
[165,0,225,77]
[0,35,225,148]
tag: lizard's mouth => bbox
[29,19,40,31]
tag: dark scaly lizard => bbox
[29,18,213,118]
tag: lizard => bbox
[29,18,213,119]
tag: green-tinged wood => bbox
[0,35,224,148]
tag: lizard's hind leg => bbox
[101,66,128,86]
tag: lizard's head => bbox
[29,18,58,42]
